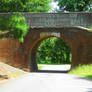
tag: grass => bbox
[38,65,43,70]
[6,73,22,78]
[69,64,92,79]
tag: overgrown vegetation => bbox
[0,13,29,42]
[0,0,51,42]
[69,64,92,79]
[37,37,71,64]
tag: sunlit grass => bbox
[69,64,92,78]
[6,73,22,78]
[38,65,43,70]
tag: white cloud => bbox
[49,1,59,12]
[51,1,59,9]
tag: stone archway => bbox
[14,27,92,72]
[29,33,72,72]
[31,36,72,72]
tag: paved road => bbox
[0,73,92,92]
[38,64,71,71]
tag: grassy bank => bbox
[69,64,92,79]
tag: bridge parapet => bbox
[23,13,92,28]
[0,13,92,28]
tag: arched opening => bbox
[36,37,72,72]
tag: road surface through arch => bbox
[38,64,71,71]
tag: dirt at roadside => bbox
[0,66,9,82]
[0,61,27,83]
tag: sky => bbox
[50,1,59,12]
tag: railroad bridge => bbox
[1,13,92,72]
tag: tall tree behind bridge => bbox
[0,0,51,12]
[54,0,92,12]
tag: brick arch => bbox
[14,27,92,71]
[30,35,72,72]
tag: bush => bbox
[69,64,92,78]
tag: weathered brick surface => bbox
[0,38,21,67]
[1,27,92,71]
[10,27,92,71]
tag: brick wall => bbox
[0,38,21,67]
[0,27,92,71]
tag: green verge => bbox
[38,65,43,70]
[69,64,92,79]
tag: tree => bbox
[0,13,29,42]
[54,0,92,12]
[0,0,51,12]
[37,37,71,64]
[0,0,51,42]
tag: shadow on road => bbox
[33,70,69,73]
[74,76,92,82]
[87,88,92,92]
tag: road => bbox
[0,73,92,92]
[38,64,71,71]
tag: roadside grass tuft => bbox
[69,64,92,78]
[6,73,22,78]
[38,65,43,70]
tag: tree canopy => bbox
[54,0,92,12]
[0,0,51,12]
[37,37,71,64]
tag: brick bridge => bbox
[1,13,92,72]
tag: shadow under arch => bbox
[30,35,72,73]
